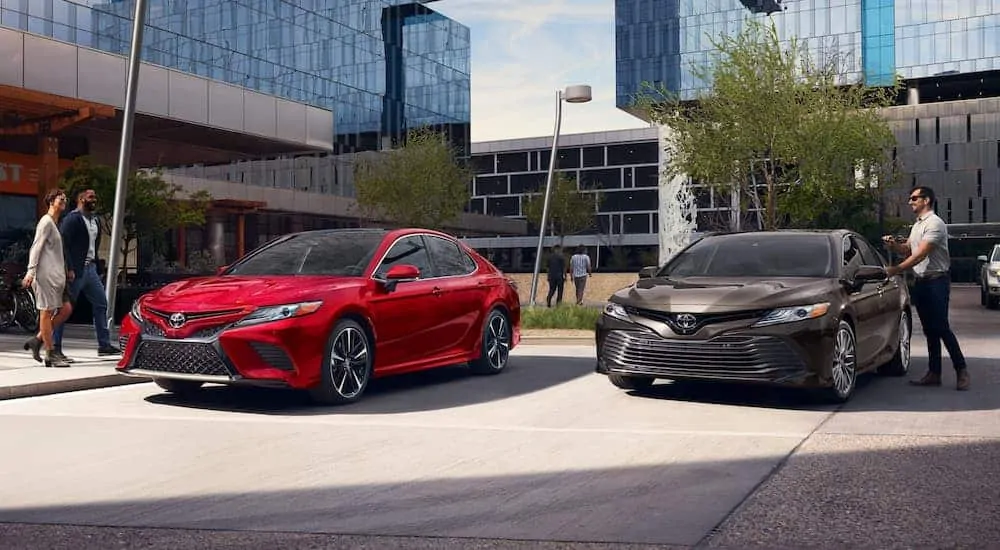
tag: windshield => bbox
[993,246,1000,262]
[225,230,385,277]
[660,233,835,278]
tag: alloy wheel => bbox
[486,313,510,370]
[329,326,369,399]
[831,321,857,400]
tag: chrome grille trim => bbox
[601,330,806,381]
[130,340,232,378]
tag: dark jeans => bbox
[546,277,564,307]
[911,276,966,374]
[54,263,111,350]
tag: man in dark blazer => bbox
[53,189,120,361]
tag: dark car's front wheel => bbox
[824,320,858,403]
[608,373,654,391]
[310,319,372,405]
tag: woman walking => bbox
[22,188,73,368]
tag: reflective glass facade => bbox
[0,0,471,153]
[616,0,1000,106]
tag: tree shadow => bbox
[143,355,594,416]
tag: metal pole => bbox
[104,0,148,331]
[528,90,563,306]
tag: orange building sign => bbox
[0,150,72,197]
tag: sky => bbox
[431,0,648,143]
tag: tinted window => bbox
[661,234,835,278]
[992,247,1000,262]
[426,235,475,277]
[374,236,433,279]
[226,230,384,276]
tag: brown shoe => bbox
[956,369,970,391]
[909,372,942,386]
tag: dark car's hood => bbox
[141,276,361,312]
[611,276,840,312]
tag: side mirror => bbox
[638,266,658,279]
[380,264,420,292]
[977,255,988,263]
[854,265,888,282]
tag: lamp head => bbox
[562,84,592,103]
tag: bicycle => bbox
[0,265,38,334]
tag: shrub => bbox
[521,304,600,330]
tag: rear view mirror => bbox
[978,255,988,263]
[854,265,887,282]
[638,266,658,279]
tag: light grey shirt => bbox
[906,211,950,276]
[570,253,591,278]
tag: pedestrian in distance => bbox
[53,188,120,363]
[21,188,73,368]
[569,245,592,306]
[884,185,970,391]
[546,245,566,308]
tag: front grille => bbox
[139,321,227,339]
[601,330,806,381]
[624,306,766,335]
[119,334,131,351]
[142,322,166,337]
[249,342,295,371]
[131,340,231,377]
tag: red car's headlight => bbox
[233,301,323,327]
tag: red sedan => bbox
[117,228,521,405]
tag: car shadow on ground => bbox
[627,356,998,413]
[143,355,594,415]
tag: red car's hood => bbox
[141,275,361,312]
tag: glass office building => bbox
[0,0,471,154]
[616,0,1000,105]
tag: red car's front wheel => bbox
[310,318,373,405]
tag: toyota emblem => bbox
[675,313,697,330]
[168,312,187,329]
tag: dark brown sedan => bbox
[595,230,912,402]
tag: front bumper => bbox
[595,314,833,388]
[116,315,312,389]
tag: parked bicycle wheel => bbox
[13,287,38,334]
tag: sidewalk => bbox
[0,325,148,401]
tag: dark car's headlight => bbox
[753,302,830,328]
[234,301,323,327]
[603,302,631,322]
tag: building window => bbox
[496,152,529,173]
[606,142,659,165]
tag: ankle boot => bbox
[23,337,42,363]
[44,350,71,368]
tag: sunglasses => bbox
[908,195,926,202]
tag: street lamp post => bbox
[528,84,592,306]
[104,0,149,331]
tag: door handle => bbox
[432,286,444,296]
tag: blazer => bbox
[61,209,102,276]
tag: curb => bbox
[0,374,151,402]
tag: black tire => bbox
[309,318,372,405]
[469,308,512,375]
[982,285,989,306]
[608,373,655,390]
[989,296,1000,310]
[154,378,204,396]
[878,309,911,377]
[822,320,857,403]
[13,289,37,333]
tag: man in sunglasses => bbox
[883,185,969,391]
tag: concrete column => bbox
[208,211,226,267]
[36,135,59,217]
[907,83,920,105]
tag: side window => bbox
[853,236,884,267]
[842,236,860,267]
[425,235,475,277]
[374,236,432,279]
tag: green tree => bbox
[522,173,600,245]
[632,18,901,231]
[59,156,213,269]
[353,127,471,229]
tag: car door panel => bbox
[854,235,898,361]
[424,236,486,356]
[842,236,879,366]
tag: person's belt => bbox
[915,271,948,281]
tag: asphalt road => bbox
[1,287,998,549]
